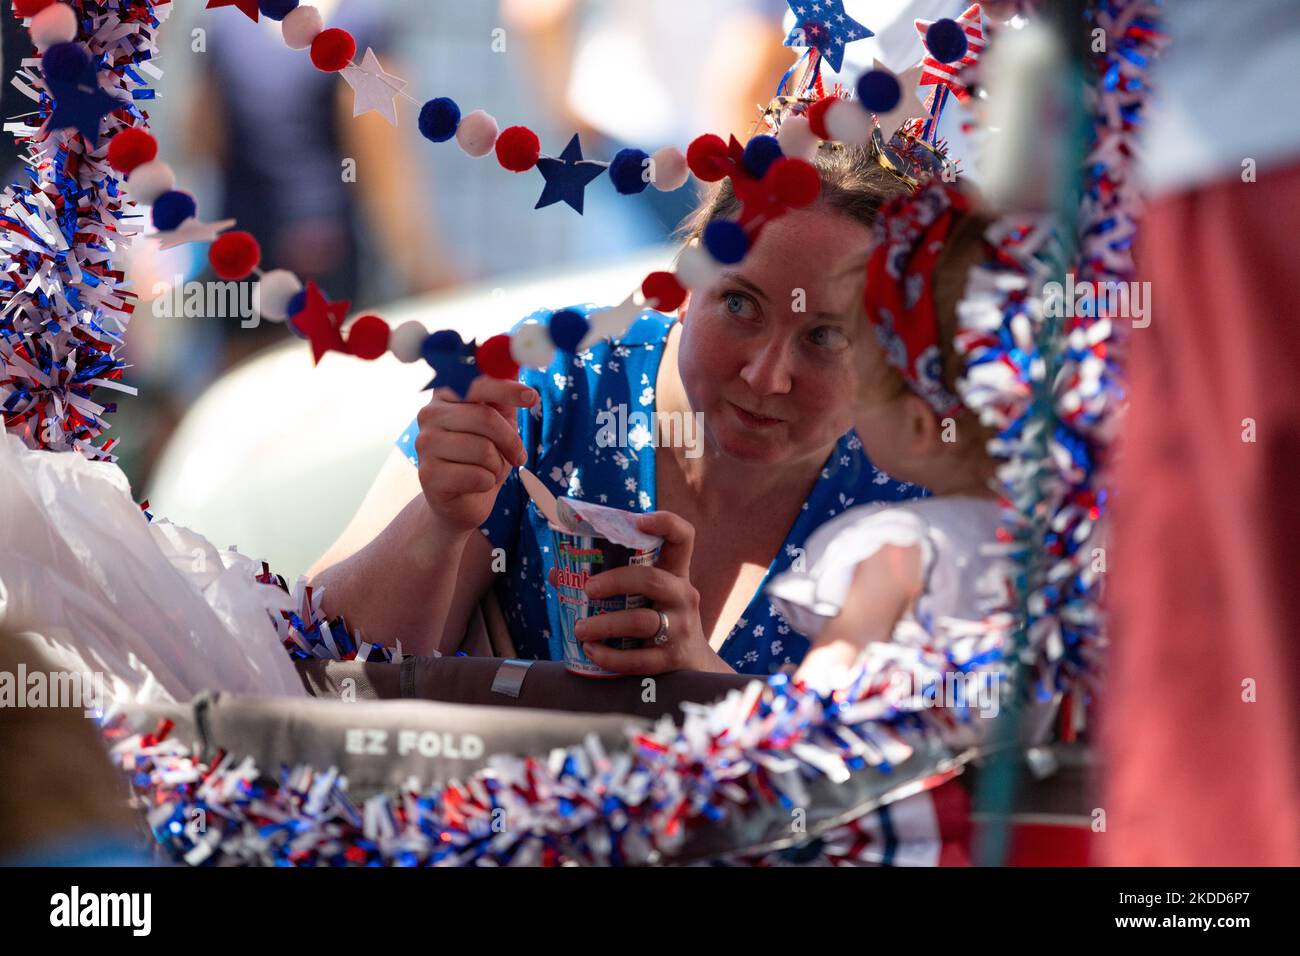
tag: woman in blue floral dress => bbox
[312,149,922,676]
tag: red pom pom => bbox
[208,231,261,281]
[642,271,687,312]
[14,0,56,17]
[106,127,158,174]
[476,334,520,379]
[686,134,731,182]
[805,97,837,141]
[768,158,821,208]
[495,126,541,173]
[310,28,356,73]
[344,315,390,360]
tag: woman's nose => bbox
[740,336,794,396]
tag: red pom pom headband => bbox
[863,180,969,419]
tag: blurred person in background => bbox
[1104,0,1300,865]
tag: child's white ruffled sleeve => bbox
[767,504,934,640]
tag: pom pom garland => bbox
[547,309,589,353]
[649,146,688,191]
[857,69,902,114]
[126,160,176,205]
[805,95,838,141]
[776,113,819,162]
[495,125,541,172]
[13,0,57,17]
[344,314,389,360]
[641,271,687,312]
[418,97,460,143]
[254,269,302,321]
[40,41,90,84]
[209,231,262,281]
[924,17,968,64]
[741,134,783,179]
[475,334,520,379]
[455,109,499,157]
[259,0,299,20]
[609,148,651,194]
[768,157,821,207]
[389,321,430,363]
[281,4,323,49]
[29,3,77,51]
[702,219,748,264]
[150,190,197,232]
[106,126,158,174]
[686,133,730,182]
[508,322,556,369]
[309,27,355,72]
[422,328,464,358]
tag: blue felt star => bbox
[422,338,481,398]
[534,134,606,215]
[783,1,874,74]
[47,78,124,148]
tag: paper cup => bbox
[549,528,659,678]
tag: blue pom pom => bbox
[151,190,197,232]
[423,329,465,358]
[609,148,651,195]
[742,135,783,179]
[702,220,748,265]
[285,290,309,337]
[259,0,299,20]
[548,309,589,352]
[418,98,461,143]
[857,70,901,114]
[925,18,967,64]
[42,43,91,85]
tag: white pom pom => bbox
[253,269,303,322]
[455,110,499,158]
[777,114,820,163]
[824,99,874,145]
[282,5,324,50]
[126,160,175,205]
[509,322,555,369]
[389,321,430,363]
[30,4,77,51]
[650,146,688,192]
[674,243,721,290]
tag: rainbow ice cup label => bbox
[550,529,659,677]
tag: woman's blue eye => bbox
[808,325,850,351]
[723,291,754,317]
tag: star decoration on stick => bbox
[154,217,237,251]
[341,47,408,126]
[205,0,260,23]
[783,0,874,74]
[534,134,605,214]
[915,3,986,103]
[869,60,929,140]
[290,280,351,364]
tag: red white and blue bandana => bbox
[863,181,970,418]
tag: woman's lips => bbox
[727,401,784,428]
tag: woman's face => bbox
[676,206,873,467]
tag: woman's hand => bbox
[572,511,734,675]
[414,377,538,535]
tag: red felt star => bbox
[915,3,986,103]
[290,280,350,364]
[206,0,260,23]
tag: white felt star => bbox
[154,216,237,250]
[342,47,407,126]
[870,59,929,141]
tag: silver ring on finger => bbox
[653,610,670,646]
